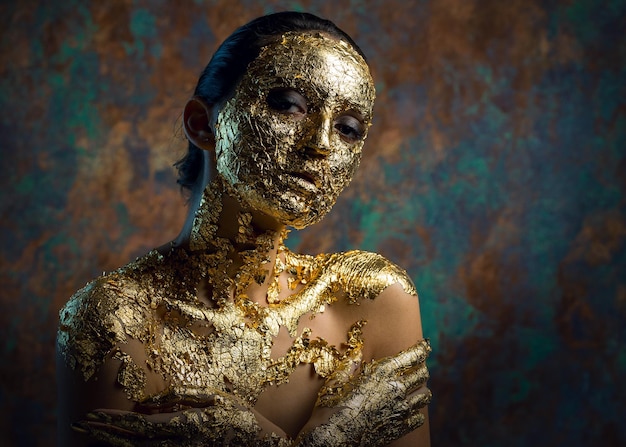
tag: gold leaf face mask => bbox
[215,32,376,229]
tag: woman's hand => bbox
[296,339,431,447]
[72,387,290,447]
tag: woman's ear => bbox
[183,97,216,150]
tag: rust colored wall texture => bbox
[1,0,625,446]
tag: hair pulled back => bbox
[175,11,367,192]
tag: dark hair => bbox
[175,11,367,192]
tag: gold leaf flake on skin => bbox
[58,176,417,404]
[215,32,376,229]
[57,32,427,446]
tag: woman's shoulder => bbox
[312,249,424,361]
[321,249,417,303]
[57,250,163,381]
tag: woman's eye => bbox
[334,116,365,143]
[266,88,307,117]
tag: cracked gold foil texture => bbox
[113,350,146,402]
[80,398,293,447]
[215,32,376,229]
[57,176,419,403]
[57,32,428,446]
[297,340,432,446]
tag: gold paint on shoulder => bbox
[322,250,418,303]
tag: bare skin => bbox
[57,237,429,446]
[57,187,430,446]
[57,32,430,447]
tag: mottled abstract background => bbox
[1,0,624,445]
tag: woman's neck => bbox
[174,176,288,306]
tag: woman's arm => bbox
[56,338,149,446]
[58,337,289,446]
[295,341,431,446]
[367,283,431,447]
[295,283,432,447]
[70,397,290,447]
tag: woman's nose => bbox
[305,113,332,157]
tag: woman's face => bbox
[214,32,376,229]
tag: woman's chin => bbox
[237,189,324,228]
[282,205,331,229]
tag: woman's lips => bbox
[283,171,320,191]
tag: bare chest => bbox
[152,283,365,403]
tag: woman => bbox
[57,11,431,446]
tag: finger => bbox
[138,387,221,411]
[84,410,186,437]
[80,412,182,445]
[405,410,427,431]
[378,339,431,375]
[377,349,418,375]
[82,420,143,437]
[407,387,432,412]
[93,408,212,425]
[400,363,429,393]
[87,409,164,427]
[136,396,218,413]
[83,411,151,436]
